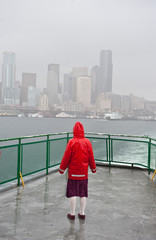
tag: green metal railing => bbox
[0,132,156,186]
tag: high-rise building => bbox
[71,66,89,101]
[72,66,88,78]
[100,50,113,93]
[76,76,91,107]
[2,52,16,104]
[2,52,15,89]
[63,73,73,101]
[47,64,59,107]
[21,73,36,105]
[90,65,100,104]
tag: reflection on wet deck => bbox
[0,166,156,240]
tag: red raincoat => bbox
[59,122,96,180]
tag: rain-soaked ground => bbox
[0,166,156,240]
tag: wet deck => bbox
[0,166,156,240]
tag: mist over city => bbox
[0,0,156,119]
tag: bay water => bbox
[0,117,156,139]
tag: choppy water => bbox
[0,117,156,139]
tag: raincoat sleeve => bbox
[59,140,72,174]
[89,142,96,173]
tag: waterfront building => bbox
[144,101,156,113]
[21,73,36,105]
[2,52,16,104]
[63,101,85,113]
[111,94,121,112]
[27,86,40,107]
[76,76,91,108]
[95,92,111,111]
[100,50,113,93]
[3,88,20,105]
[121,95,132,113]
[47,64,59,107]
[131,95,145,110]
[40,94,49,111]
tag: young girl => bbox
[59,122,96,220]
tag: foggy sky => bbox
[0,0,156,100]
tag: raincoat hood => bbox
[73,122,84,138]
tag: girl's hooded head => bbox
[73,122,84,138]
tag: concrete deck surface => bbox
[0,166,156,240]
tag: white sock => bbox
[79,197,86,215]
[70,196,76,215]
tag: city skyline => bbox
[0,0,156,101]
[0,50,156,119]
[0,50,155,102]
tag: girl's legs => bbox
[70,196,76,215]
[79,197,86,215]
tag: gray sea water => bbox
[0,117,156,139]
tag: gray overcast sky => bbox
[0,0,156,100]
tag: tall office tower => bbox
[72,66,88,78]
[100,50,113,93]
[47,64,59,107]
[63,73,73,101]
[21,73,36,105]
[90,65,100,104]
[2,52,16,104]
[71,66,89,101]
[76,76,91,107]
[2,52,15,88]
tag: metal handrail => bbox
[0,132,155,187]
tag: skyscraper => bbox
[2,52,16,104]
[76,76,91,107]
[2,52,15,89]
[63,73,73,101]
[21,73,36,105]
[90,65,100,104]
[100,50,113,93]
[47,64,59,107]
[71,66,89,101]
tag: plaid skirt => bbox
[66,179,88,198]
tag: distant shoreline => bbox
[0,115,155,122]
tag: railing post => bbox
[106,138,108,162]
[148,138,151,174]
[67,132,69,143]
[17,138,21,186]
[108,134,111,167]
[111,139,113,162]
[46,135,50,175]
